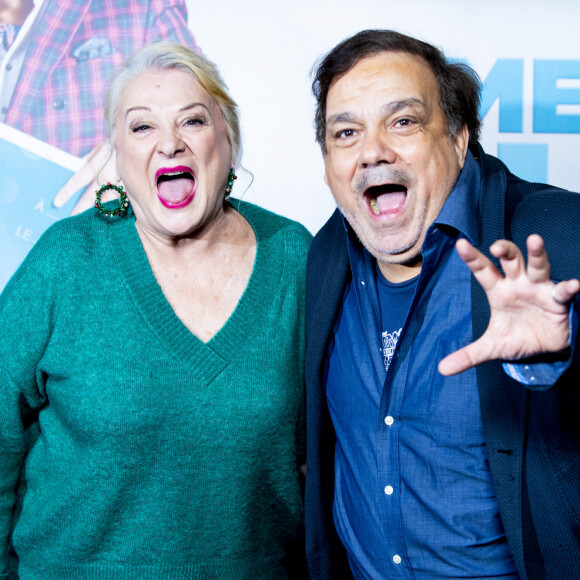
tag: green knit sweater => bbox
[0,200,311,579]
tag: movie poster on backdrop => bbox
[1,0,579,289]
[0,124,84,289]
[184,0,580,234]
[0,0,198,290]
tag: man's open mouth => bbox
[156,167,196,208]
[364,184,408,216]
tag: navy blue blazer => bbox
[304,145,580,580]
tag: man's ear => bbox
[454,124,469,169]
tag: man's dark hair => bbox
[312,29,482,153]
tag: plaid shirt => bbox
[4,0,198,157]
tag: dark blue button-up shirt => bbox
[325,152,520,579]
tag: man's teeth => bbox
[369,198,381,216]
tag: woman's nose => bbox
[157,129,186,158]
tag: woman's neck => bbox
[135,204,252,265]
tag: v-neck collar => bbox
[110,199,283,385]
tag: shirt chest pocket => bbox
[407,340,487,448]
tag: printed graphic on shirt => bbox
[382,328,402,372]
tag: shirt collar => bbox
[432,149,480,244]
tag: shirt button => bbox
[5,64,12,71]
[393,555,402,565]
[384,485,394,495]
[1,106,7,114]
[360,280,365,286]
[52,98,66,110]
[384,416,394,426]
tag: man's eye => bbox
[395,118,413,127]
[337,129,355,139]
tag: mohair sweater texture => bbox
[0,199,311,579]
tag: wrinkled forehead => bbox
[326,51,440,114]
[119,69,206,106]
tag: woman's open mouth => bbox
[156,166,196,209]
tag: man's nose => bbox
[359,128,396,167]
[157,128,186,158]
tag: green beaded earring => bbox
[94,182,130,218]
[225,168,237,197]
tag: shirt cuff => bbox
[503,299,578,389]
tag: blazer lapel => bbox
[306,210,350,373]
[473,147,528,579]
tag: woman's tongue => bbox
[369,190,406,216]
[157,176,194,205]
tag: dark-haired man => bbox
[305,29,580,580]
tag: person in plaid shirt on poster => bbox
[0,0,198,211]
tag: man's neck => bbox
[0,0,34,25]
[377,258,422,284]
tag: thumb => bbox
[53,142,111,207]
[438,339,490,376]
[53,167,92,207]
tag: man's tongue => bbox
[157,176,194,204]
[369,190,406,216]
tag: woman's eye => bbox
[131,124,150,133]
[185,117,205,126]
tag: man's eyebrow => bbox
[326,98,427,128]
[381,98,426,115]
[326,112,358,127]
